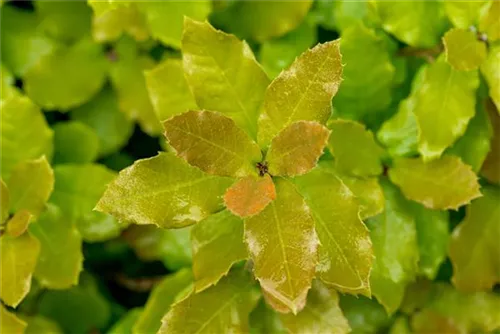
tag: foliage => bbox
[1,1,499,333]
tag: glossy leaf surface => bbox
[443,28,487,71]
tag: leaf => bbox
[0,304,27,334]
[0,233,41,307]
[339,295,391,334]
[1,95,53,179]
[249,299,287,334]
[133,269,192,334]
[77,210,125,243]
[123,225,192,271]
[246,178,318,314]
[481,101,500,184]
[24,38,107,110]
[158,269,260,334]
[163,110,262,177]
[29,204,83,289]
[70,88,134,157]
[333,23,395,122]
[481,45,500,111]
[109,37,162,135]
[443,28,487,71]
[444,1,487,29]
[138,1,211,48]
[5,210,33,238]
[389,156,481,210]
[23,315,63,334]
[96,152,232,228]
[479,0,500,41]
[191,210,247,291]
[294,164,372,296]
[449,185,500,291]
[108,308,142,334]
[366,179,419,314]
[181,18,269,139]
[389,317,411,334]
[53,122,100,165]
[224,175,276,218]
[327,120,385,177]
[211,1,313,42]
[413,58,479,160]
[266,121,330,177]
[1,179,8,223]
[258,40,342,147]
[374,1,448,47]
[35,1,92,42]
[280,281,350,334]
[144,58,197,122]
[319,0,378,32]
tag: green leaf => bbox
[339,295,390,334]
[5,210,33,238]
[38,274,111,334]
[53,121,100,165]
[249,299,287,334]
[123,225,192,271]
[267,121,330,177]
[389,317,411,334]
[0,304,27,334]
[389,156,481,210]
[71,88,134,157]
[0,6,55,76]
[158,269,260,334]
[481,101,500,184]
[108,308,142,334]
[163,110,262,177]
[7,156,54,218]
[294,164,372,296]
[35,1,92,42]
[413,58,479,160]
[259,19,316,78]
[333,23,395,122]
[443,28,487,71]
[481,45,500,112]
[1,95,53,179]
[24,38,107,110]
[447,100,493,172]
[1,63,19,100]
[77,210,125,243]
[258,40,342,147]
[0,232,41,307]
[191,210,247,291]
[449,185,500,291]
[245,178,318,314]
[479,0,500,41]
[144,58,197,122]
[212,1,313,42]
[280,281,350,334]
[327,120,385,177]
[29,204,83,289]
[22,315,62,334]
[109,37,162,135]
[444,1,487,28]
[138,1,211,48]
[88,0,129,16]
[133,269,192,334]
[1,179,8,223]
[366,179,419,314]
[181,19,269,139]
[96,152,232,228]
[224,175,276,218]
[374,1,448,47]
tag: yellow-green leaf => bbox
[0,233,41,307]
[52,121,100,165]
[479,0,500,41]
[258,40,343,147]
[245,178,318,314]
[6,210,33,238]
[444,1,487,29]
[133,269,192,334]
[443,28,487,71]
[91,3,149,42]
[164,110,262,177]
[192,210,247,291]
[181,19,269,139]
[1,95,53,179]
[413,58,479,160]
[481,45,500,112]
[280,281,350,334]
[1,179,9,223]
[267,121,330,176]
[29,205,83,289]
[144,58,197,122]
[327,119,385,177]
[294,164,372,296]
[159,269,260,334]
[481,101,500,184]
[96,152,232,228]
[449,185,500,291]
[108,308,142,334]
[224,175,276,218]
[0,304,27,334]
[23,315,62,334]
[389,156,481,210]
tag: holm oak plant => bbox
[1,1,500,334]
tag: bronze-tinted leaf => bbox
[224,174,276,218]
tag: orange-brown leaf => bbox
[224,174,276,218]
